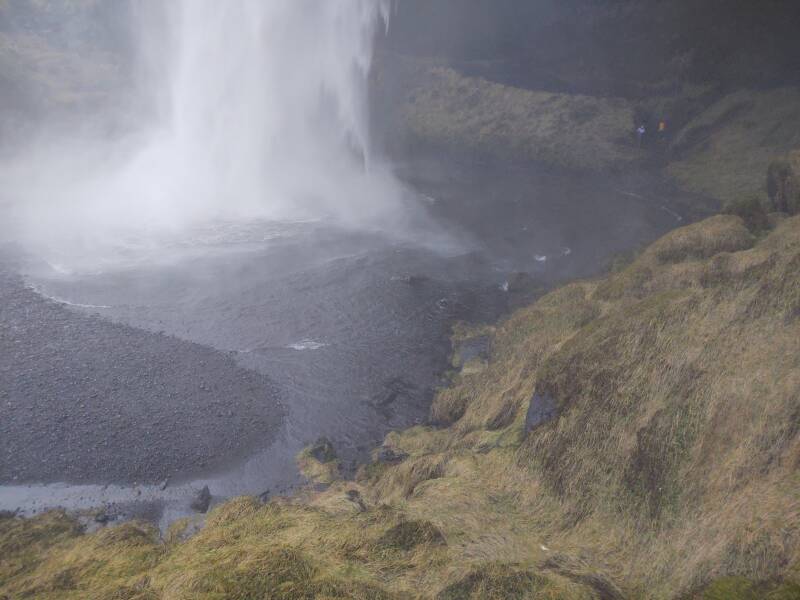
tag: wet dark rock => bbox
[370,378,421,420]
[376,446,409,464]
[525,393,559,432]
[455,335,490,367]
[346,489,367,512]
[506,272,538,294]
[309,437,337,463]
[190,485,212,513]
[94,510,111,524]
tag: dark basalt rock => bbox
[309,437,337,463]
[376,446,409,464]
[190,485,212,513]
[525,393,558,432]
[94,510,111,524]
[346,489,367,512]
[455,335,490,367]
[506,272,537,294]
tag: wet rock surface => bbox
[308,437,337,463]
[0,267,285,485]
[455,335,490,367]
[190,485,212,513]
[376,446,409,464]
[525,393,558,432]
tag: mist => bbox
[0,0,401,266]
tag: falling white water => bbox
[1,0,398,262]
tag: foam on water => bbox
[287,339,329,351]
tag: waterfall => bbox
[133,0,395,221]
[4,0,398,257]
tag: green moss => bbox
[700,577,758,600]
[766,581,800,600]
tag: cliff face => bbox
[383,0,800,93]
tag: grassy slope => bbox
[399,65,800,210]
[668,88,800,204]
[3,214,800,600]
[403,67,643,171]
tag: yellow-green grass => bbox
[668,88,800,204]
[402,67,642,171]
[3,215,800,599]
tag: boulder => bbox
[376,446,409,464]
[190,485,212,513]
[525,393,558,432]
[309,437,337,463]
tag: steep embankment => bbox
[4,208,799,599]
[668,89,800,204]
[401,67,641,171]
[392,63,800,211]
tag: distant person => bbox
[637,124,646,148]
[658,119,668,142]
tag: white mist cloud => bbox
[1,0,408,265]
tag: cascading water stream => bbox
[2,0,398,264]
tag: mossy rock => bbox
[376,520,445,551]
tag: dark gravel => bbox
[0,266,284,485]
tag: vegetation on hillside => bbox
[4,207,799,599]
[668,89,800,205]
[402,67,642,171]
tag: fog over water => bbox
[1,0,400,266]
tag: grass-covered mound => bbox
[667,88,800,205]
[2,215,800,599]
[402,67,642,171]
